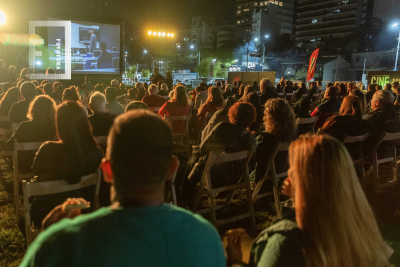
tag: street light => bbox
[144,50,147,54]
[0,11,5,25]
[190,45,194,49]
[254,38,258,42]
[392,23,400,71]
[265,35,269,38]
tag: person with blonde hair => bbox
[227,134,393,267]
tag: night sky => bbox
[1,0,235,33]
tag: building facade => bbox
[215,25,235,48]
[235,0,294,40]
[191,16,216,50]
[295,0,372,43]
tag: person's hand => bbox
[281,177,294,198]
[41,204,82,231]
[226,235,243,265]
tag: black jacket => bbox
[259,88,279,106]
[88,113,116,137]
[8,100,32,123]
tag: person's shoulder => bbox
[256,218,301,248]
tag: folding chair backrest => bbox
[343,133,369,143]
[13,140,45,223]
[296,117,317,124]
[208,150,252,165]
[23,170,101,246]
[164,115,189,134]
[382,132,400,141]
[11,122,20,135]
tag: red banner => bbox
[307,48,319,81]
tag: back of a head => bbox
[264,98,296,142]
[43,83,53,95]
[242,92,262,111]
[228,102,256,128]
[56,101,94,146]
[172,86,189,107]
[325,86,338,99]
[0,87,20,110]
[100,42,107,51]
[111,79,119,87]
[368,84,376,92]
[243,85,255,97]
[161,83,168,92]
[95,84,105,93]
[20,82,37,100]
[89,92,107,113]
[46,67,55,74]
[108,110,173,195]
[28,95,56,123]
[135,82,143,90]
[260,78,271,91]
[384,83,392,91]
[62,87,80,102]
[125,101,149,112]
[372,89,394,106]
[2,82,12,94]
[216,81,221,87]
[207,87,223,106]
[149,84,158,95]
[225,84,232,91]
[105,87,117,102]
[289,134,391,267]
[339,95,362,118]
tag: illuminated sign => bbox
[367,71,400,87]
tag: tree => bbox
[126,65,137,79]
[142,68,150,78]
[295,67,307,79]
[195,57,213,78]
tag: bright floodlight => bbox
[167,33,171,37]
[171,33,174,37]
[234,59,238,62]
[254,38,258,41]
[190,45,194,49]
[36,61,41,65]
[158,32,161,36]
[393,23,399,27]
[177,45,180,48]
[162,32,166,36]
[148,31,152,35]
[265,35,269,38]
[144,50,147,53]
[0,10,6,25]
[153,31,156,36]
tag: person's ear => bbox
[165,155,180,181]
[101,159,114,183]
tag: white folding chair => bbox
[13,140,44,223]
[191,150,255,229]
[365,132,400,185]
[277,93,284,99]
[164,115,191,156]
[343,133,370,191]
[296,116,317,134]
[22,170,102,247]
[252,142,290,219]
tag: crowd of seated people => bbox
[0,65,399,267]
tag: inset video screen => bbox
[41,19,121,75]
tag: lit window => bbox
[310,39,316,42]
[244,9,250,12]
[237,11,241,14]
[237,21,240,24]
[254,2,258,6]
[237,5,241,9]
[312,19,318,23]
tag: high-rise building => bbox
[235,0,294,40]
[215,25,235,48]
[190,16,216,50]
[295,0,372,43]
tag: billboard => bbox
[367,71,400,88]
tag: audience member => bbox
[88,92,116,136]
[9,82,37,123]
[250,98,296,187]
[240,85,256,101]
[0,82,12,98]
[30,101,103,228]
[119,83,126,96]
[242,93,264,133]
[159,83,170,97]
[201,96,236,142]
[165,71,173,91]
[234,84,246,100]
[349,89,366,114]
[142,84,168,108]
[259,78,279,106]
[8,65,17,84]
[105,87,124,115]
[196,87,224,129]
[6,95,57,172]
[0,87,19,116]
[21,110,225,267]
[194,86,208,110]
[365,83,376,104]
[159,86,190,133]
[291,82,308,103]
[81,76,94,91]
[94,83,105,94]
[20,68,29,81]
[135,82,146,101]
[151,67,164,85]
[310,86,341,129]
[227,134,392,267]
[43,83,55,99]
[283,80,293,94]
[223,84,235,99]
[62,87,88,116]
[125,101,148,112]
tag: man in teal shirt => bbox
[20,110,226,267]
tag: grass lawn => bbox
[0,155,399,266]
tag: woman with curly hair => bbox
[250,98,297,185]
[159,85,190,133]
[196,87,224,129]
[242,92,264,132]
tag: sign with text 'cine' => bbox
[367,71,400,88]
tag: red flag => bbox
[307,48,319,81]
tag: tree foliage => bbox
[142,68,150,78]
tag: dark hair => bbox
[207,87,224,107]
[171,86,189,107]
[384,83,392,91]
[20,82,37,100]
[100,42,107,51]
[242,92,263,114]
[53,82,62,91]
[95,84,105,93]
[108,110,173,195]
[368,84,376,92]
[264,98,296,142]
[340,95,362,119]
[27,95,57,123]
[56,101,100,183]
[326,86,339,98]
[216,81,221,87]
[62,87,80,102]
[242,86,256,99]
[46,67,55,74]
[228,102,257,128]
[0,87,20,115]
[105,87,117,101]
[1,82,12,94]
[125,101,148,112]
[43,83,53,95]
